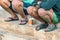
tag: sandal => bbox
[5,17,19,22]
[44,24,57,32]
[35,23,48,31]
[19,20,28,25]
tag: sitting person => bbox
[12,0,38,25]
[0,0,38,25]
[27,0,60,32]
[0,0,19,21]
[0,0,28,25]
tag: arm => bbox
[39,0,58,10]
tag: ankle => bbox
[12,16,18,19]
[41,22,47,24]
[48,23,54,26]
[21,18,28,20]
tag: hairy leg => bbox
[38,8,53,24]
[27,6,45,23]
[0,0,18,18]
[12,0,26,19]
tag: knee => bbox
[27,6,33,14]
[38,8,46,17]
[1,0,5,3]
[27,6,35,15]
[0,0,9,9]
[0,0,5,5]
[1,0,9,4]
[44,15,49,19]
[12,1,23,8]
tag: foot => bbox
[5,17,19,22]
[44,24,57,32]
[19,19,28,25]
[35,23,48,31]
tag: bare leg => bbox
[27,6,45,23]
[38,8,57,32]
[27,6,48,31]
[12,0,26,19]
[12,0,27,25]
[38,8,53,24]
[0,0,18,18]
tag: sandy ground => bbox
[0,6,60,40]
[0,6,39,40]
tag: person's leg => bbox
[12,0,27,25]
[0,0,18,19]
[38,8,53,25]
[12,0,26,19]
[27,6,48,30]
[27,6,45,22]
[38,8,57,32]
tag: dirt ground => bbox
[0,6,60,40]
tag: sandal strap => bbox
[21,20,28,22]
[5,17,19,22]
[35,23,48,31]
[44,24,57,32]
[19,20,28,25]
[9,17,19,20]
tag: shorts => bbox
[9,0,37,15]
[9,1,17,13]
[23,0,38,15]
[9,1,28,15]
[52,12,59,24]
[23,2,32,15]
[23,0,38,8]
